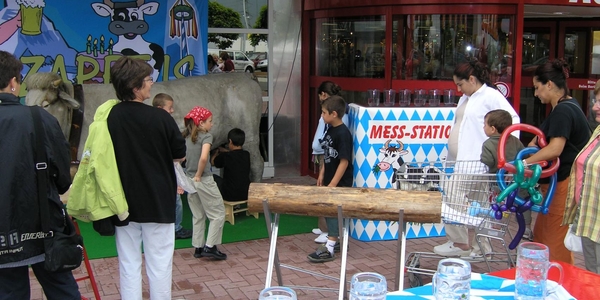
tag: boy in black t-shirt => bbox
[307,95,353,263]
[211,128,251,201]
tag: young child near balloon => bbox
[481,109,533,240]
[183,106,227,260]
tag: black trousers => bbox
[0,261,80,300]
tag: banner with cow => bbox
[0,0,207,96]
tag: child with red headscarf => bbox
[183,106,227,260]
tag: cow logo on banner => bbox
[0,0,208,96]
[372,139,408,189]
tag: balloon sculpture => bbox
[493,124,559,250]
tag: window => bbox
[314,16,386,78]
[395,14,515,81]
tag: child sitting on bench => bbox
[211,128,251,202]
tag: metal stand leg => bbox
[395,209,405,291]
[337,206,350,300]
[262,200,350,296]
[263,199,283,288]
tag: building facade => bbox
[293,0,600,176]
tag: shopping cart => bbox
[398,160,516,287]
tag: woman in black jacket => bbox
[0,51,79,299]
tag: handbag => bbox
[31,107,84,273]
[564,224,583,253]
[563,200,583,253]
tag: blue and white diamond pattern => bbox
[348,104,455,241]
[386,273,575,299]
[350,220,447,240]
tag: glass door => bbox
[559,21,600,129]
[519,22,555,144]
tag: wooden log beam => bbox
[248,183,441,223]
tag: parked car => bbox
[257,59,268,72]
[208,49,255,73]
[248,52,267,68]
[521,56,548,76]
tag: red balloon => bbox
[497,124,559,178]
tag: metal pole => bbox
[395,209,406,291]
[263,199,283,288]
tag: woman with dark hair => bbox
[524,59,591,264]
[207,54,222,74]
[310,81,348,243]
[107,56,186,299]
[433,59,519,258]
[0,51,80,299]
[220,52,234,72]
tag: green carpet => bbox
[77,199,316,259]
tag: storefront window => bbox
[314,16,386,77]
[565,30,586,75]
[394,14,514,81]
[522,30,550,77]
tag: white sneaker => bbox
[314,233,328,243]
[433,242,471,257]
[312,228,323,235]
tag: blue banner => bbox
[0,0,207,94]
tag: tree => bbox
[249,5,267,47]
[208,1,243,49]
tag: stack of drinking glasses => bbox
[429,89,441,106]
[367,89,380,107]
[383,89,396,106]
[398,89,411,106]
[444,89,455,106]
[414,89,427,107]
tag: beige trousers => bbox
[188,175,225,248]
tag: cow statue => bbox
[81,73,264,182]
[374,139,408,188]
[24,72,80,140]
[92,0,164,81]
[26,72,264,182]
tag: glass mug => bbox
[413,89,427,107]
[515,242,564,300]
[383,89,396,106]
[259,286,297,300]
[444,89,455,106]
[429,89,441,106]
[349,272,387,300]
[432,258,471,300]
[367,89,380,107]
[398,89,411,107]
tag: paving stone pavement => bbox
[28,175,585,299]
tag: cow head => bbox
[92,0,159,40]
[24,72,80,140]
[377,139,408,172]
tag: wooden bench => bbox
[224,200,259,225]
